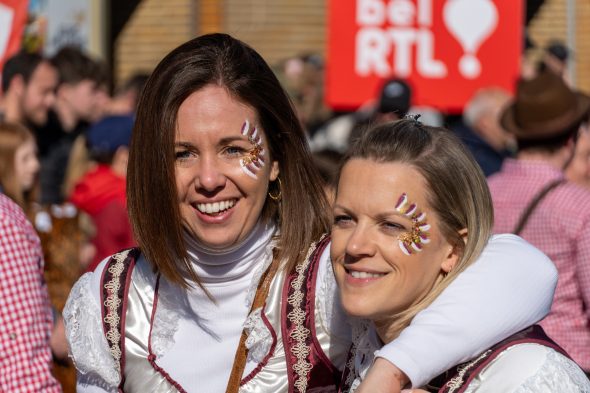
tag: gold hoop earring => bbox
[268,178,282,202]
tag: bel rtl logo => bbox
[326,0,523,112]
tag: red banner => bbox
[326,0,523,112]
[0,0,29,75]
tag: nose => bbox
[345,223,376,259]
[45,91,56,108]
[32,156,40,174]
[196,154,226,193]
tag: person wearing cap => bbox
[309,78,412,153]
[69,115,136,272]
[537,39,572,87]
[488,70,590,376]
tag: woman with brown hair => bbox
[0,122,40,215]
[64,34,556,393]
[333,119,589,391]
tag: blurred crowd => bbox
[1,36,589,391]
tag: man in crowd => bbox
[34,46,103,204]
[0,50,58,127]
[488,70,590,376]
[453,87,515,176]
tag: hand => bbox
[356,357,409,393]
[50,315,69,361]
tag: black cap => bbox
[377,78,411,117]
[546,41,570,62]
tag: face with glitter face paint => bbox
[239,120,266,178]
[394,193,431,255]
[331,159,460,321]
[174,84,279,250]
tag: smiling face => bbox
[21,61,57,126]
[331,159,459,323]
[174,84,279,250]
[14,138,40,192]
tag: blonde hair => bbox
[341,119,494,337]
[0,122,38,213]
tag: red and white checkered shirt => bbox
[488,159,590,371]
[0,193,61,392]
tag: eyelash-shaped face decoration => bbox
[240,119,266,179]
[394,192,431,256]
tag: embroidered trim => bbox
[102,249,131,372]
[287,236,323,393]
[445,350,492,393]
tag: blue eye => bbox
[175,150,192,160]
[225,146,247,156]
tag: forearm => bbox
[375,234,557,387]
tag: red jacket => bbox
[70,164,135,272]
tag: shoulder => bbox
[0,194,28,227]
[466,343,590,392]
[554,181,590,210]
[485,234,552,262]
[63,251,143,389]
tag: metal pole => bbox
[566,0,576,86]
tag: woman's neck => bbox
[374,318,405,344]
[183,220,277,284]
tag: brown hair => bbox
[341,119,494,335]
[0,122,38,213]
[128,33,331,288]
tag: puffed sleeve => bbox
[375,234,558,387]
[63,258,119,392]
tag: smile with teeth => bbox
[196,199,236,215]
[347,269,387,279]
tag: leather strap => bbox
[513,179,566,235]
[225,250,279,393]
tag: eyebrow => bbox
[219,136,249,144]
[333,203,411,221]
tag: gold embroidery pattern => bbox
[103,250,131,372]
[445,350,492,393]
[287,236,323,393]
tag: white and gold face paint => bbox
[239,119,266,179]
[394,192,431,255]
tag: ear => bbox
[269,160,280,182]
[440,228,467,273]
[10,74,25,96]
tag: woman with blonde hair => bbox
[333,118,589,391]
[64,34,557,393]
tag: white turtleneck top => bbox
[64,223,557,392]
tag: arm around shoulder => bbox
[374,234,558,387]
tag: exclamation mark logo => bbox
[443,0,498,79]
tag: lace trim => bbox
[445,350,492,393]
[347,319,373,392]
[318,256,337,330]
[102,249,130,371]
[243,307,272,363]
[64,273,119,387]
[245,240,276,309]
[150,278,181,358]
[513,349,590,393]
[287,239,320,393]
